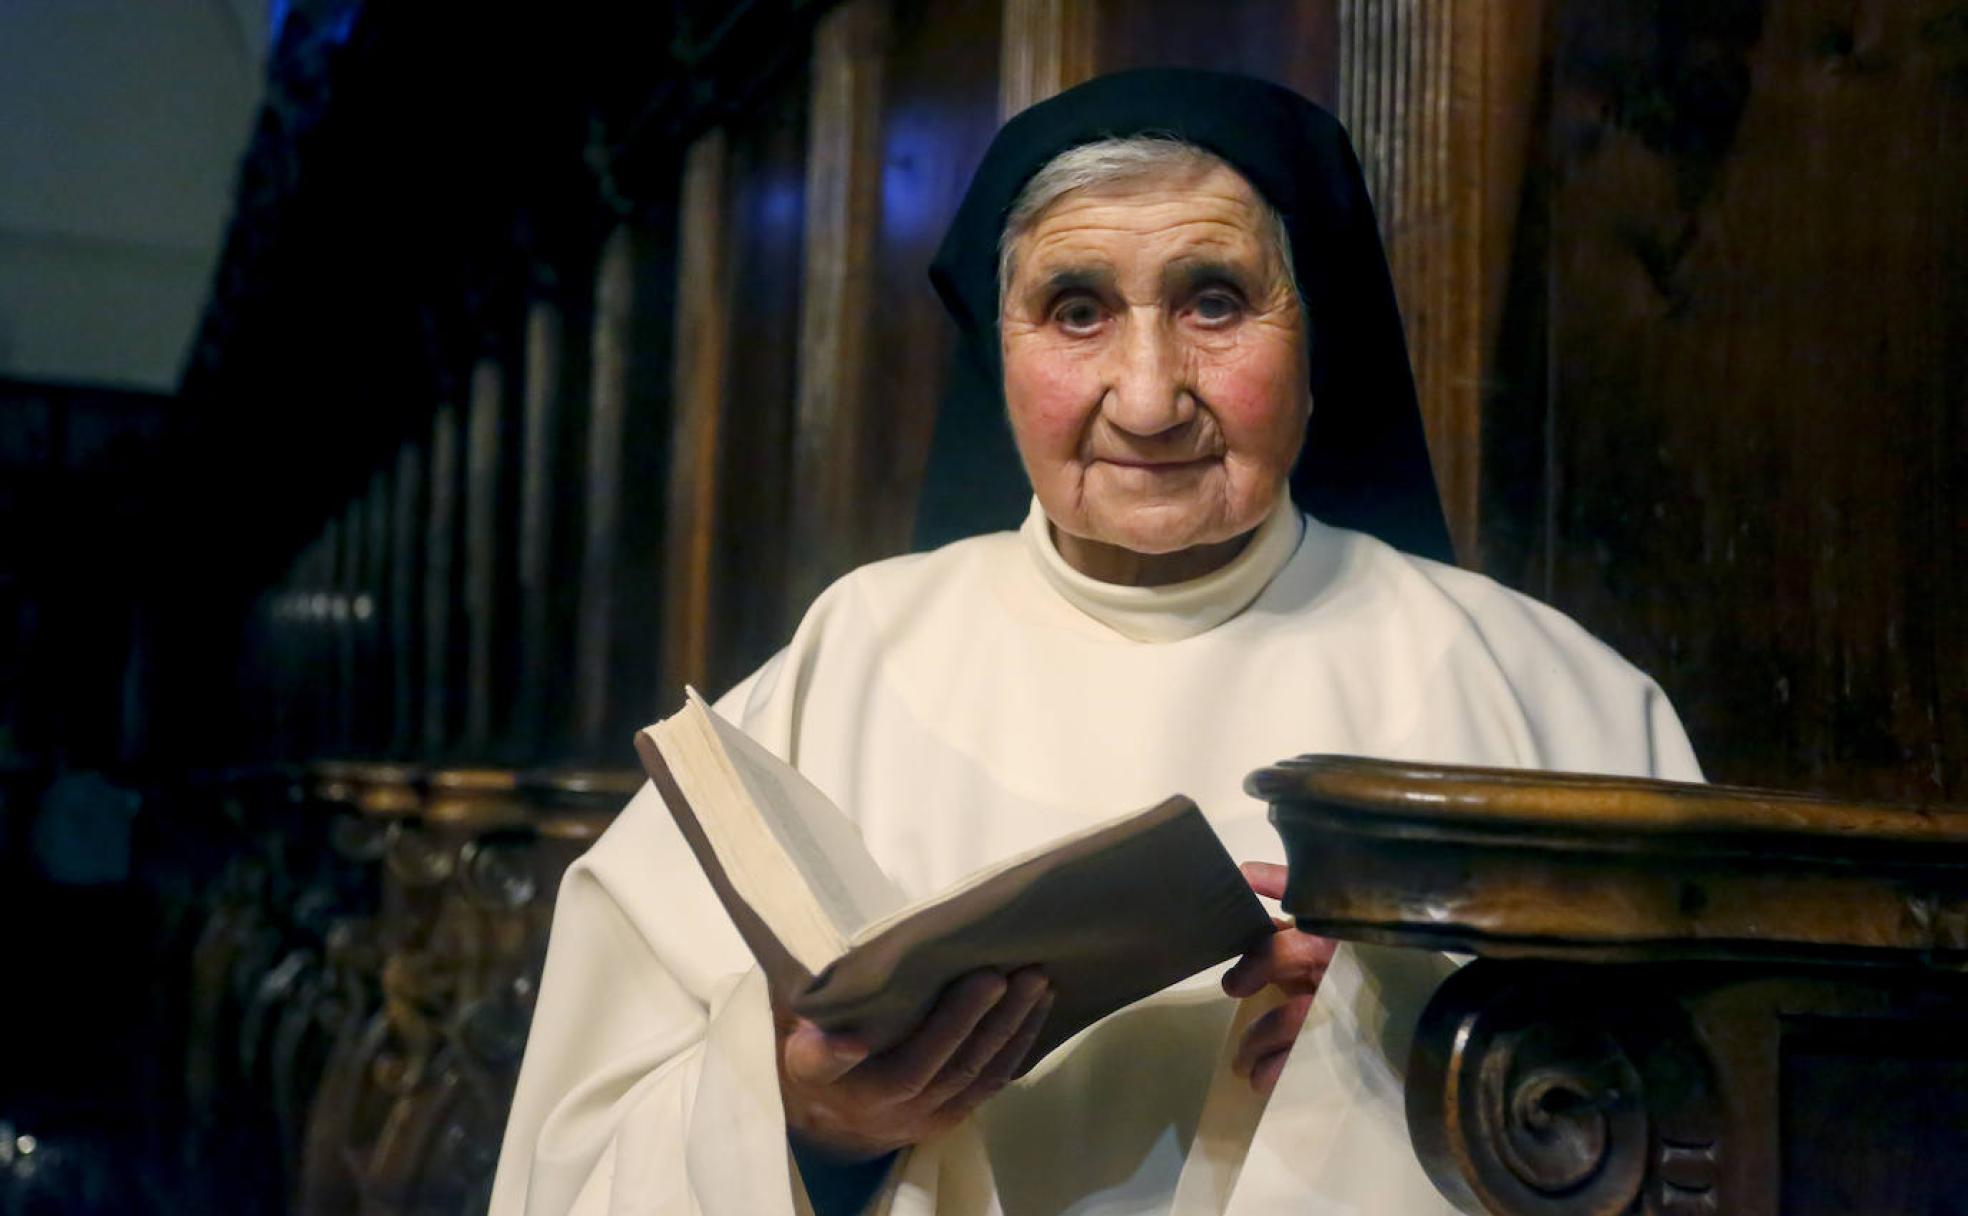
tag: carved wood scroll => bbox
[1254,755,1968,1214]
[1406,959,1968,1216]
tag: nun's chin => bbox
[1060,470,1270,557]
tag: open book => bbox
[635,689,1271,1068]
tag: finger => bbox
[868,970,1008,1096]
[1221,944,1276,998]
[1269,931,1337,992]
[783,1018,871,1086]
[1250,1048,1291,1095]
[945,986,1055,1111]
[1231,996,1313,1080]
[916,969,1049,1106]
[1240,861,1288,901]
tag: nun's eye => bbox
[1192,291,1243,325]
[1053,297,1103,333]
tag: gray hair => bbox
[996,135,1301,308]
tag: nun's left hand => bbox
[1221,861,1337,1094]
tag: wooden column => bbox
[1335,0,1543,563]
[788,0,891,610]
[663,132,731,696]
[389,438,424,757]
[515,298,562,758]
[575,229,633,752]
[999,0,1096,118]
[359,464,390,754]
[423,401,460,755]
[463,356,503,754]
[335,494,363,753]
[307,520,338,756]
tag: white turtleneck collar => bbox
[1019,493,1305,643]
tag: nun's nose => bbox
[1103,318,1194,437]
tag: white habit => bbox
[490,496,1702,1215]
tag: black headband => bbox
[914,67,1454,565]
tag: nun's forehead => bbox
[994,140,1298,302]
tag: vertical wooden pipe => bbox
[336,494,363,754]
[309,520,338,756]
[463,356,503,754]
[789,0,890,611]
[999,0,1095,119]
[574,229,633,753]
[663,132,732,697]
[515,299,562,757]
[390,438,424,757]
[360,465,390,755]
[423,402,460,755]
[1333,0,1544,563]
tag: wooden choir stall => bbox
[144,1,1962,1213]
[1257,758,1968,1214]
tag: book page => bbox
[692,689,907,937]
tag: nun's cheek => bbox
[1007,370,1103,449]
[1199,366,1305,468]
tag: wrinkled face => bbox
[1000,162,1309,564]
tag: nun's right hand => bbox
[778,965,1053,1163]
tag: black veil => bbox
[913,67,1454,565]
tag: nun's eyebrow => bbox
[1034,265,1114,299]
[1163,256,1257,296]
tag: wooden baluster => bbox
[363,768,530,1215]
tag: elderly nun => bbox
[491,69,1702,1216]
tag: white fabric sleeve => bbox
[488,786,805,1216]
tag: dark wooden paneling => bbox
[710,70,813,695]
[577,218,677,759]
[1094,0,1338,104]
[858,0,1002,558]
[1508,0,1968,801]
[789,0,891,612]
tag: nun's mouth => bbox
[1094,455,1216,471]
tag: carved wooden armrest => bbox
[1252,756,1968,1216]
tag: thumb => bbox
[1240,860,1288,902]
[783,1019,869,1086]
